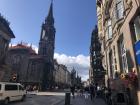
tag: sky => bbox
[0,0,97,81]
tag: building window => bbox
[30,62,36,76]
[106,19,112,40]
[32,62,36,71]
[13,55,21,64]
[118,36,128,73]
[116,0,124,19]
[98,19,102,32]
[134,16,140,41]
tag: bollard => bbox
[65,92,71,105]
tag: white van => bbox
[0,82,26,104]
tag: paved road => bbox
[10,92,106,105]
[10,92,65,105]
[58,93,107,105]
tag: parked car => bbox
[0,82,26,104]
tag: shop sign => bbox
[134,40,140,65]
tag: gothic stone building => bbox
[0,14,15,82]
[6,2,55,90]
[89,26,105,85]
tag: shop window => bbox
[134,16,140,41]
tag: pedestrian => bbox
[84,87,89,99]
[77,86,80,96]
[79,88,84,96]
[90,84,95,100]
[70,85,75,99]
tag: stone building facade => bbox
[6,43,44,89]
[96,0,140,84]
[96,0,140,104]
[54,60,71,88]
[0,14,15,81]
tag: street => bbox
[10,92,65,105]
[9,92,106,105]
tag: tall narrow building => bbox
[38,1,55,63]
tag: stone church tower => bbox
[38,1,55,63]
[38,1,56,90]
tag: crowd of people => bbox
[70,83,105,100]
[70,84,131,105]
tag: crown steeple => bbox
[45,1,54,25]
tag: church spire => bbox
[38,0,56,63]
[45,0,54,25]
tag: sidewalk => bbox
[58,95,107,105]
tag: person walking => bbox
[70,85,75,99]
[90,84,95,100]
[84,87,89,99]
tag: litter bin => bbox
[65,92,71,105]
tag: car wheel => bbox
[4,98,9,105]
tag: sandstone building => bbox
[96,0,140,104]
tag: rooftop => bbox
[10,43,37,55]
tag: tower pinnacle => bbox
[45,1,54,25]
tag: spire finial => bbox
[45,0,54,24]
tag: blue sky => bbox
[0,0,97,56]
[0,0,97,80]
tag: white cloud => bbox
[54,53,90,81]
